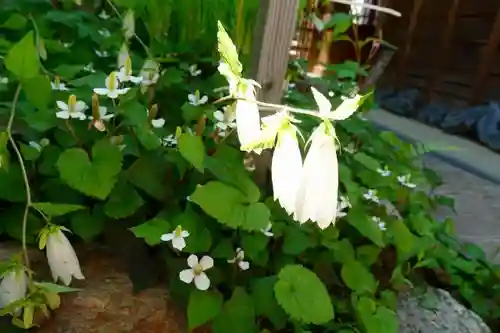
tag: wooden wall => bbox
[381,0,500,104]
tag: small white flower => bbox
[336,196,351,218]
[161,225,190,251]
[95,50,109,58]
[117,57,143,84]
[227,248,250,271]
[63,42,72,48]
[343,143,356,153]
[328,91,334,97]
[139,59,160,86]
[189,64,202,77]
[94,71,130,99]
[188,91,208,106]
[372,216,386,230]
[147,108,165,128]
[98,10,110,20]
[272,125,303,215]
[88,106,114,121]
[98,28,111,37]
[56,94,87,120]
[363,189,380,203]
[0,268,28,313]
[162,134,177,147]
[51,80,69,91]
[83,63,96,73]
[293,123,338,229]
[0,77,9,84]
[260,222,274,237]
[123,10,135,40]
[29,141,43,152]
[377,166,392,177]
[213,109,236,137]
[179,254,213,291]
[46,229,85,286]
[243,152,256,172]
[397,175,417,188]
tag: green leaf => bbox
[251,277,287,330]
[126,154,169,200]
[330,238,355,263]
[282,226,315,255]
[212,287,257,333]
[0,132,10,170]
[216,21,242,77]
[35,282,81,293]
[103,179,144,219]
[388,221,414,255]
[188,289,223,330]
[241,233,269,260]
[70,208,106,242]
[325,12,353,35]
[2,14,27,30]
[57,140,123,200]
[355,296,398,333]
[5,31,40,79]
[190,181,269,231]
[353,152,381,171]
[31,202,85,217]
[274,264,334,325]
[173,208,212,253]
[22,75,52,110]
[341,260,377,294]
[178,133,205,172]
[356,245,381,266]
[0,164,26,202]
[346,207,384,247]
[130,218,170,246]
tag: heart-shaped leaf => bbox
[57,140,123,200]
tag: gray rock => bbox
[397,287,491,333]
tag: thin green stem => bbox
[7,85,32,275]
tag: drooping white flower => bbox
[94,71,130,99]
[161,225,190,251]
[272,124,303,215]
[293,122,338,229]
[235,80,262,153]
[217,62,238,95]
[88,106,114,121]
[0,268,28,313]
[372,216,386,231]
[363,189,380,203]
[260,222,274,237]
[46,229,85,286]
[98,10,110,20]
[311,86,362,120]
[377,166,392,177]
[189,64,202,77]
[179,254,213,291]
[56,94,87,120]
[227,248,250,271]
[139,59,160,86]
[188,91,208,106]
[117,43,129,69]
[397,175,417,188]
[117,56,142,84]
[123,10,135,40]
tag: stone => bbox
[397,287,491,333]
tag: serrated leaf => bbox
[130,218,170,246]
[251,277,287,329]
[5,31,40,79]
[212,287,257,333]
[57,140,123,200]
[178,133,205,172]
[274,264,334,325]
[104,179,144,218]
[31,202,85,217]
[188,289,223,330]
[190,181,269,231]
[216,21,242,77]
[341,260,377,294]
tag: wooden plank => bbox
[250,0,299,186]
[470,6,500,104]
[394,0,424,85]
[427,0,461,100]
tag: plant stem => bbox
[7,85,32,274]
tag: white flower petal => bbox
[181,230,190,238]
[179,269,195,284]
[194,272,210,291]
[235,84,261,152]
[187,254,199,268]
[311,87,332,115]
[171,236,186,251]
[199,256,214,270]
[152,118,165,128]
[93,88,108,96]
[199,95,208,104]
[331,94,362,120]
[56,111,70,119]
[57,101,69,111]
[214,110,224,122]
[238,261,250,271]
[161,233,174,242]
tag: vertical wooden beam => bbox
[394,0,423,86]
[426,0,461,100]
[250,0,299,187]
[470,7,500,104]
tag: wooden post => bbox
[426,0,461,101]
[250,0,300,187]
[470,6,500,104]
[394,0,423,86]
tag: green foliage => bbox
[0,2,498,333]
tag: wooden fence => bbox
[295,0,500,105]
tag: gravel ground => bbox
[424,155,500,263]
